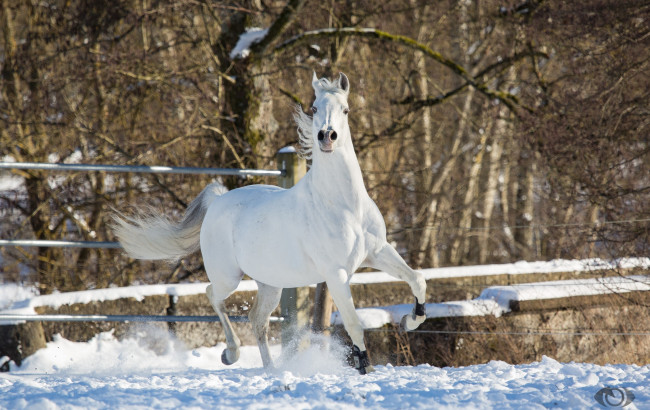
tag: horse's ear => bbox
[338,72,350,95]
[312,71,321,94]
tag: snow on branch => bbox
[249,0,307,55]
[230,28,269,59]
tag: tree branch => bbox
[250,0,307,56]
[395,50,549,110]
[272,27,526,111]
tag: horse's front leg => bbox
[366,243,427,331]
[326,269,375,375]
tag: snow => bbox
[480,274,650,312]
[0,283,39,311]
[229,28,268,59]
[0,173,23,191]
[1,330,648,409]
[278,145,298,154]
[333,300,505,330]
[0,155,24,192]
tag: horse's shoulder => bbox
[361,196,386,232]
[362,195,382,217]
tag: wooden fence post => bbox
[276,147,310,350]
[311,282,333,335]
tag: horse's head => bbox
[310,72,351,154]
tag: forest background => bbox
[1,0,648,295]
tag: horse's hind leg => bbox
[206,283,241,365]
[367,243,427,330]
[249,281,282,368]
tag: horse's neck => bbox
[308,144,368,209]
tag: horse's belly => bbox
[237,237,324,288]
[245,261,323,288]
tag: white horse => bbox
[113,72,427,375]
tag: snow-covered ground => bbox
[1,329,647,409]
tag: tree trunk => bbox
[477,134,504,264]
[449,129,488,265]
[2,1,60,293]
[514,149,536,260]
[477,65,514,264]
[586,202,601,257]
[75,41,109,289]
[0,323,46,368]
[499,147,517,256]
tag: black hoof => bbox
[352,345,375,375]
[414,297,426,316]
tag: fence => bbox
[2,261,648,368]
[0,149,306,348]
[3,154,649,368]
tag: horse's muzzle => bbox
[318,129,337,153]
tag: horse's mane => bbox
[314,76,348,95]
[293,104,313,159]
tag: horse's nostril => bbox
[318,130,325,141]
[330,131,338,141]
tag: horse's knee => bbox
[206,284,217,309]
[415,271,427,301]
[248,310,268,336]
[206,277,241,309]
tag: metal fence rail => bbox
[0,314,284,324]
[0,160,286,248]
[0,161,284,177]
[0,239,120,248]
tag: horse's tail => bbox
[112,183,225,261]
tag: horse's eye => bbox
[311,106,317,114]
[343,108,350,115]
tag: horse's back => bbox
[201,183,286,241]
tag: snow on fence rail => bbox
[2,258,648,327]
[1,281,256,315]
[351,257,650,285]
[1,259,649,368]
[334,274,650,330]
